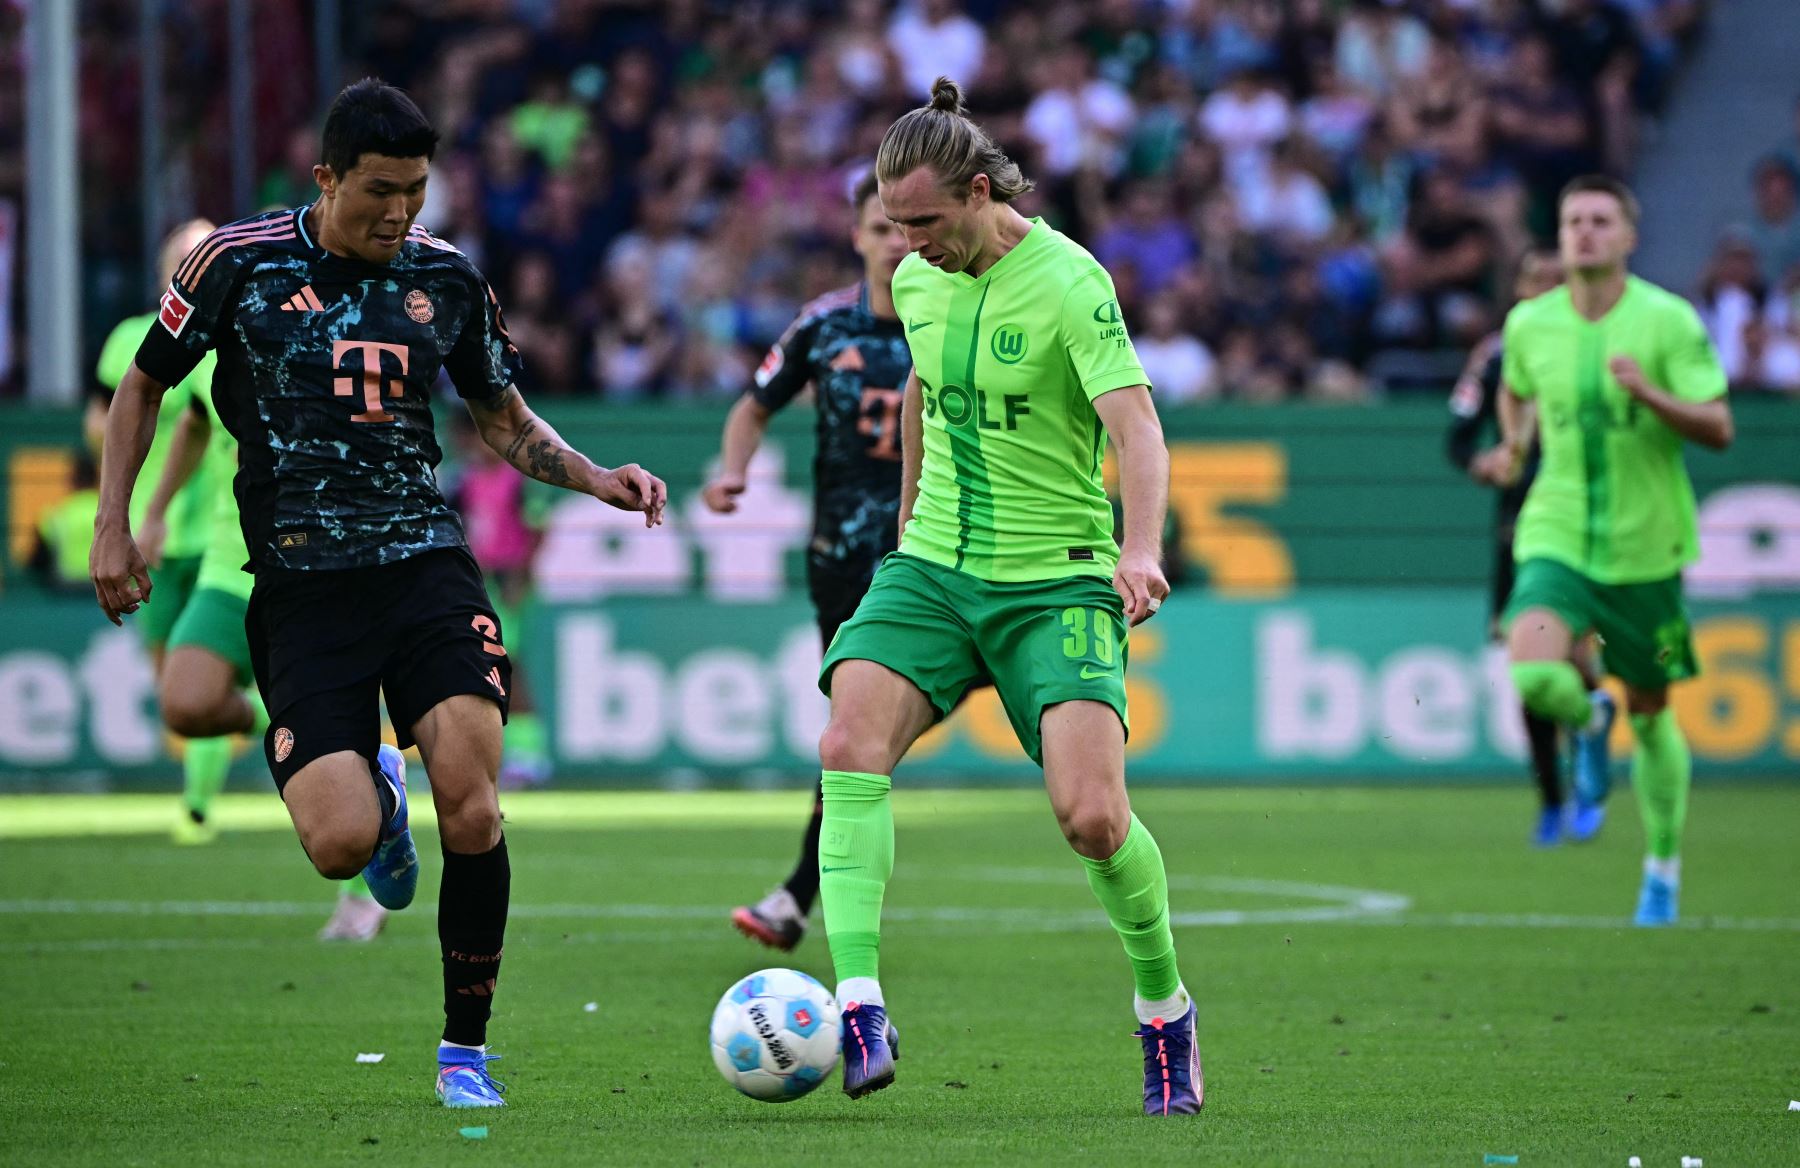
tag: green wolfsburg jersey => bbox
[892,218,1148,582]
[96,312,219,559]
[1502,276,1727,585]
[190,378,253,601]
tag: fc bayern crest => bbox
[405,289,434,323]
[273,727,294,762]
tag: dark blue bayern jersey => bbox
[135,206,523,570]
[751,283,911,567]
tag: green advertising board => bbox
[2,399,1795,788]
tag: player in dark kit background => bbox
[702,170,912,950]
[1447,248,1602,848]
[90,79,667,1109]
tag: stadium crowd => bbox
[13,0,1779,402]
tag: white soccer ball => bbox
[709,967,841,1102]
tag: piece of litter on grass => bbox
[1788,1100,1800,1111]
[1628,1158,1641,1168]
[1681,1158,1703,1168]
[459,1127,488,1140]
[1483,1156,1518,1165]
[354,1052,385,1064]
[583,1002,598,1013]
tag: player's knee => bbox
[1056,800,1128,859]
[1625,686,1667,717]
[303,826,377,880]
[818,717,878,774]
[160,683,225,738]
[436,790,502,853]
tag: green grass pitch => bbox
[3,785,1797,1166]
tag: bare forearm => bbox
[1497,389,1535,454]
[899,372,923,535]
[97,365,167,530]
[718,396,772,481]
[1114,427,1170,559]
[487,410,605,493]
[1633,385,1734,449]
[147,407,207,522]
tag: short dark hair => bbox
[321,78,439,178]
[851,168,880,213]
[1558,174,1640,224]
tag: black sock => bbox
[440,835,510,1047]
[782,780,825,915]
[1524,706,1562,810]
[368,756,397,827]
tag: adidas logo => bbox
[279,285,325,312]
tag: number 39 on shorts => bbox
[1060,607,1117,665]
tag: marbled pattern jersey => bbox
[135,205,523,571]
[751,282,911,570]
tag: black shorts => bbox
[809,555,882,650]
[247,546,511,790]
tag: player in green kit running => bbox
[814,79,1199,1115]
[144,367,384,940]
[89,220,231,844]
[1496,176,1733,927]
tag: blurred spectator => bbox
[1738,157,1800,286]
[1093,182,1195,296]
[888,0,985,100]
[1334,0,1430,100]
[1135,298,1219,405]
[1022,45,1134,180]
[1489,35,1594,236]
[1199,68,1293,198]
[1238,138,1335,249]
[1698,232,1800,392]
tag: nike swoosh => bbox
[1079,666,1110,680]
[908,320,932,333]
[820,865,864,874]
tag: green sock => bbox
[1630,708,1690,860]
[344,875,375,901]
[1081,815,1182,1001]
[181,736,232,819]
[818,770,893,983]
[1509,661,1593,727]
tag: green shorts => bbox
[1502,557,1697,691]
[167,586,253,684]
[139,555,202,649]
[819,552,1129,765]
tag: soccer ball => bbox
[709,968,840,1102]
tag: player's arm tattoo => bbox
[523,438,571,487]
[467,388,591,491]
[502,418,538,462]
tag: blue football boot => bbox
[437,1044,506,1108]
[1633,871,1680,927]
[361,745,418,911]
[1532,805,1564,848]
[1571,690,1615,809]
[1134,1005,1204,1116]
[1564,800,1607,843]
[840,1001,899,1099]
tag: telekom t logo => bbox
[333,340,409,423]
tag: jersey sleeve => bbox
[1445,339,1499,470]
[1499,306,1535,400]
[443,272,526,404]
[750,313,820,410]
[1661,300,1728,403]
[1060,269,1149,401]
[133,234,244,389]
